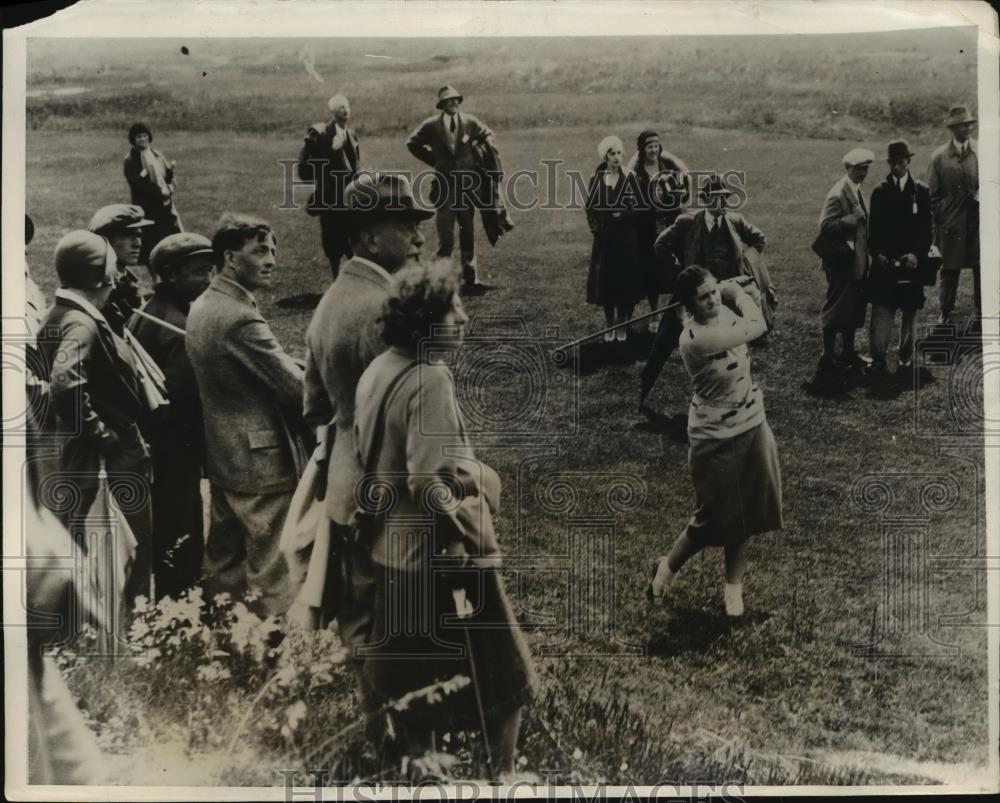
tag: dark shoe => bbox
[837,351,872,372]
[867,360,891,380]
[461,280,492,296]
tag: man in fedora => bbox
[88,203,155,335]
[292,173,432,660]
[186,214,307,615]
[406,85,495,293]
[128,232,214,600]
[298,93,361,278]
[867,140,933,380]
[641,173,767,407]
[815,148,875,377]
[925,105,979,326]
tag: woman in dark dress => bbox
[630,130,691,331]
[585,135,643,342]
[123,122,183,265]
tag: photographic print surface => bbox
[3,1,998,798]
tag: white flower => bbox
[572,748,583,761]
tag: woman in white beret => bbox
[585,135,643,342]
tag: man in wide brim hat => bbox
[340,172,435,229]
[925,104,979,324]
[435,85,464,109]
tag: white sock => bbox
[724,582,744,617]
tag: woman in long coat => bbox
[352,263,537,774]
[629,130,691,331]
[648,266,782,617]
[123,122,182,265]
[585,135,643,342]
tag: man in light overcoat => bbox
[816,148,875,375]
[293,174,432,673]
[406,85,494,293]
[925,104,979,325]
[186,214,306,615]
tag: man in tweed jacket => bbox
[187,214,306,615]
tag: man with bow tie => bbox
[867,140,933,379]
[406,85,495,294]
[925,104,980,326]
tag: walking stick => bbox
[452,587,495,782]
[551,301,682,353]
[131,307,187,336]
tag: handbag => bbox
[811,230,854,273]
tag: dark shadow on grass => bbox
[565,330,655,376]
[634,405,688,443]
[275,292,323,310]
[645,605,771,658]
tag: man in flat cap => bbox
[298,94,361,278]
[186,215,307,615]
[37,231,153,606]
[289,174,432,653]
[88,203,154,335]
[406,85,495,293]
[866,140,933,380]
[128,233,214,600]
[925,105,979,326]
[815,148,875,377]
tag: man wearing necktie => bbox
[926,104,980,326]
[866,140,933,380]
[815,148,876,377]
[406,85,496,294]
[298,94,361,278]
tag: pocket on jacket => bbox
[248,429,281,450]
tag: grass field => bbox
[23,30,991,786]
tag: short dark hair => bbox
[211,213,275,266]
[379,263,460,350]
[128,122,152,145]
[673,264,714,313]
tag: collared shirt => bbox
[331,122,347,151]
[442,111,459,147]
[215,274,257,309]
[351,255,394,285]
[55,287,109,324]
[951,138,973,157]
[846,178,867,210]
[894,172,910,192]
[705,211,724,232]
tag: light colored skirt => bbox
[685,419,783,547]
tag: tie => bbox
[857,189,867,216]
[450,115,456,134]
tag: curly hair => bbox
[211,213,276,266]
[379,263,461,350]
[673,264,714,314]
[128,122,152,145]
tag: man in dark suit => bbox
[128,232,214,600]
[406,85,494,293]
[641,174,768,407]
[867,140,933,379]
[298,94,361,278]
[37,230,153,606]
[186,214,306,615]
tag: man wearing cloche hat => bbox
[925,104,979,326]
[406,85,495,293]
[88,203,154,335]
[298,93,361,278]
[287,173,433,640]
[815,147,876,377]
[866,140,933,380]
[37,231,153,605]
[128,232,214,600]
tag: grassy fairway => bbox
[24,30,988,785]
